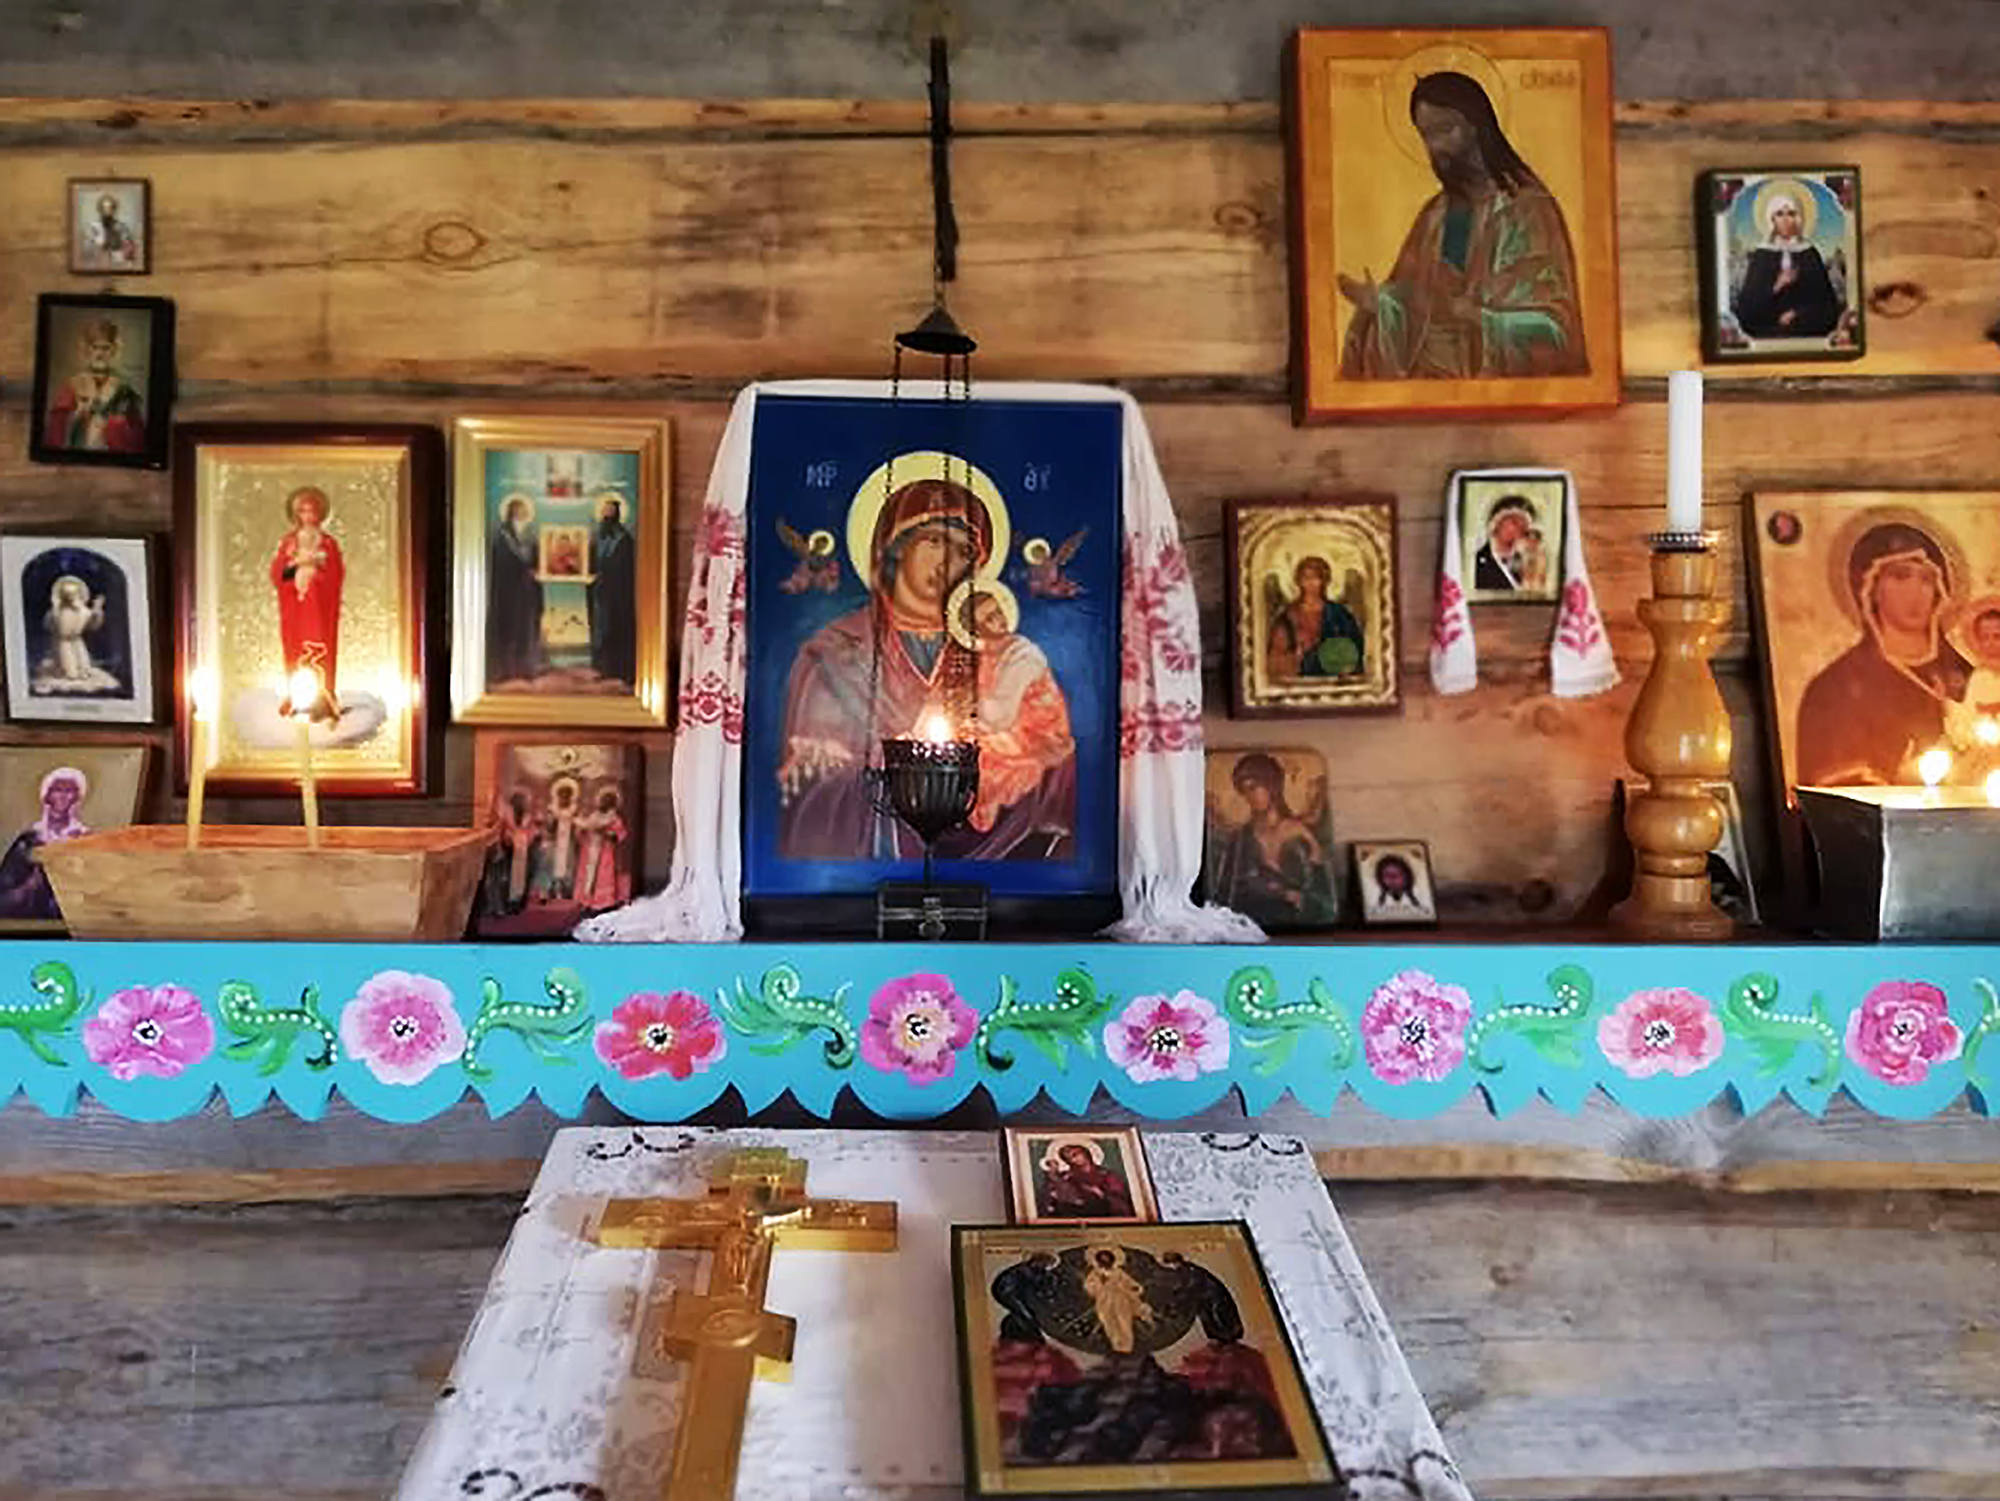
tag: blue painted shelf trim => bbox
[1,941,1995,1123]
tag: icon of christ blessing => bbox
[742,396,1122,906]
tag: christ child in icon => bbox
[270,485,344,720]
[1037,1139,1137,1220]
[955,579,1074,834]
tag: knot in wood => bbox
[1868,280,1927,319]
[1213,201,1263,235]
[422,219,488,265]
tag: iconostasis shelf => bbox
[0,937,1991,1126]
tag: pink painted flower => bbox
[339,970,465,1086]
[1598,987,1725,1079]
[861,973,977,1085]
[1844,980,1963,1086]
[81,984,215,1082]
[1104,991,1230,1084]
[1361,970,1471,1085]
[594,990,726,1082]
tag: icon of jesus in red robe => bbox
[270,486,345,720]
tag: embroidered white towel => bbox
[1429,467,1619,700]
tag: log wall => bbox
[4,88,2000,1501]
[3,98,1999,914]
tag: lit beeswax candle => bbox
[289,668,322,849]
[185,667,216,851]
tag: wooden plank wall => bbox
[3,94,2000,1501]
[4,97,1999,916]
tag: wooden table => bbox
[2,1089,1996,1499]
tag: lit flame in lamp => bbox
[1918,746,1952,803]
[921,711,955,745]
[1977,717,2000,748]
[1986,769,2000,807]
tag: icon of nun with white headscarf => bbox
[1732,178,1845,339]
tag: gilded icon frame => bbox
[1225,496,1400,717]
[1000,1127,1160,1226]
[1287,27,1622,422]
[1352,838,1438,926]
[29,293,175,471]
[952,1220,1340,1501]
[449,415,671,728]
[1698,167,1865,364]
[172,422,442,798]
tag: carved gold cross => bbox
[596,1147,898,1501]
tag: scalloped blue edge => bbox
[0,941,1994,1123]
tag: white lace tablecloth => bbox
[393,1128,1471,1501]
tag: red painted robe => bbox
[43,375,145,453]
[270,527,345,694]
[777,604,1077,861]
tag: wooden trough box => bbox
[40,825,490,942]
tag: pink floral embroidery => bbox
[1844,980,1963,1085]
[339,970,466,1086]
[1122,534,1197,685]
[1430,573,1467,653]
[1556,578,1604,658]
[1104,991,1230,1083]
[1120,700,1203,758]
[81,984,215,1082]
[861,973,977,1085]
[680,669,745,743]
[697,503,744,563]
[1597,987,1725,1079]
[1361,970,1471,1084]
[595,991,727,1082]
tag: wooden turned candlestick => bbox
[1611,538,1734,940]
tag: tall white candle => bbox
[1666,369,1704,534]
[184,667,216,851]
[289,668,323,850]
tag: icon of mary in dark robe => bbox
[1794,520,1970,787]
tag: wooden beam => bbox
[1339,1179,2000,1498]
[4,96,2000,144]
[2,1180,1994,1498]
[0,1160,540,1206]
[1316,1144,2000,1195]
[3,100,1997,389]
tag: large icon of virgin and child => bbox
[742,397,1122,901]
[1754,493,2000,794]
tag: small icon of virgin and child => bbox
[1030,1136,1142,1222]
[1467,486,1558,599]
[775,472,1080,863]
[1791,513,2000,788]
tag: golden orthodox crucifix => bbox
[596,1148,898,1501]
